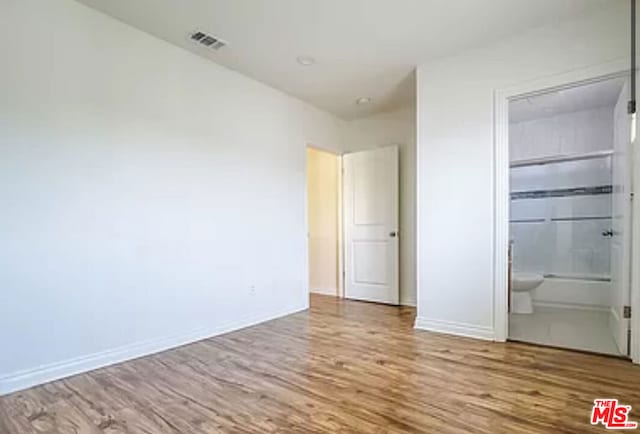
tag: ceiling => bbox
[510,77,626,123]
[76,0,614,120]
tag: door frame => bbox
[492,58,640,363]
[305,145,345,298]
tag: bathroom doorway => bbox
[505,76,633,356]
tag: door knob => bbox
[389,231,398,238]
[602,230,614,237]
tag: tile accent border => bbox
[550,216,612,222]
[510,185,612,200]
[510,218,546,224]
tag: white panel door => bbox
[343,146,399,304]
[610,80,632,356]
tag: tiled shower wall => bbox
[509,107,614,280]
[510,107,613,160]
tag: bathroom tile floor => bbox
[509,306,622,356]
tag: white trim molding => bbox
[401,298,417,308]
[632,92,640,364]
[493,57,640,363]
[415,317,495,341]
[0,305,306,397]
[415,67,422,318]
[493,81,510,343]
[310,286,340,296]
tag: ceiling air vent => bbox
[190,30,227,51]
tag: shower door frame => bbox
[493,58,640,363]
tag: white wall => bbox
[307,148,339,296]
[415,3,629,339]
[0,0,343,395]
[342,107,417,306]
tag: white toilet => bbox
[511,272,544,314]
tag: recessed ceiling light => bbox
[296,56,316,66]
[356,97,372,105]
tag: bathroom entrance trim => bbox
[492,58,640,363]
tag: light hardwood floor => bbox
[1,294,640,433]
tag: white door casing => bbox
[343,146,399,305]
[493,61,632,344]
[610,80,633,356]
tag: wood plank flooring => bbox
[1,294,640,433]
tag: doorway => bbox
[306,147,341,298]
[503,75,633,356]
[306,145,401,305]
[509,78,631,356]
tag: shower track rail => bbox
[510,216,612,223]
[543,273,611,282]
[510,150,614,168]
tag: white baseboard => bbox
[400,297,416,307]
[414,317,495,341]
[0,305,306,397]
[310,287,338,296]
